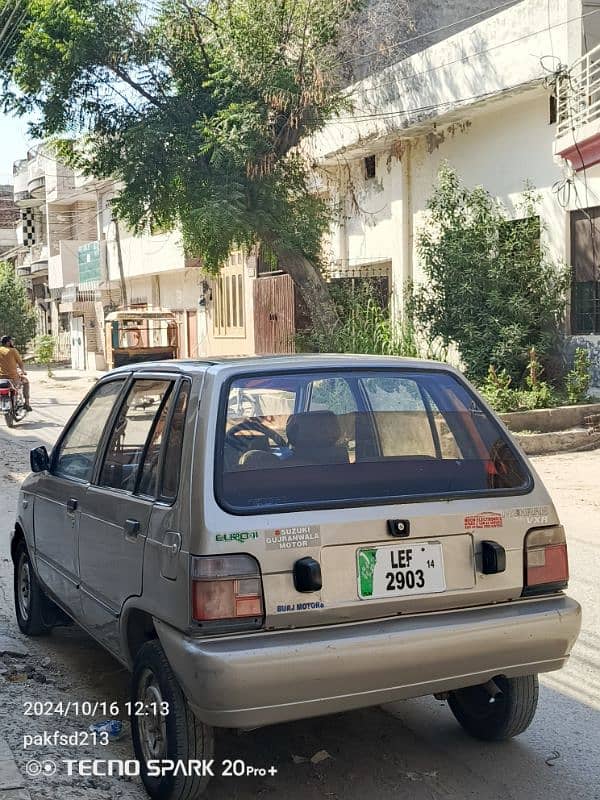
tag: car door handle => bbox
[124,518,141,537]
[66,498,78,513]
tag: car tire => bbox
[448,674,539,741]
[131,640,215,799]
[13,541,52,636]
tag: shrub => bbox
[296,279,419,357]
[412,165,569,384]
[480,365,519,413]
[35,334,57,377]
[518,346,558,410]
[565,347,591,404]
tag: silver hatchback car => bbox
[12,355,581,799]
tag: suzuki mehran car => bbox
[12,355,581,799]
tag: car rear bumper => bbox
[155,594,581,728]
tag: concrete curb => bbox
[500,402,600,434]
[515,429,600,455]
[0,738,30,800]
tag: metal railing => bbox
[557,42,600,137]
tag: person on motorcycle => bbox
[0,335,32,412]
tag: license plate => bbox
[357,542,445,599]
[0,399,9,412]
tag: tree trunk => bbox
[269,242,339,335]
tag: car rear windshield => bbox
[216,369,531,513]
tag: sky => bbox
[0,113,36,185]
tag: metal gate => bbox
[253,274,295,354]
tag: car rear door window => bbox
[53,380,126,482]
[217,369,531,513]
[99,379,173,493]
[138,382,190,501]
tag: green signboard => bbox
[78,241,102,284]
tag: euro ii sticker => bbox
[215,531,259,544]
[265,526,321,550]
[464,512,503,530]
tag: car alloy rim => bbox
[137,668,167,764]
[18,554,31,620]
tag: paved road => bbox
[0,370,598,800]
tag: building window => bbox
[364,155,376,180]
[213,252,245,336]
[571,208,600,334]
[549,94,557,125]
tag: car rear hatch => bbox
[256,498,558,629]
[205,364,560,631]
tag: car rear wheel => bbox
[131,640,215,799]
[14,541,52,636]
[448,674,539,741]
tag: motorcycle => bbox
[0,379,27,427]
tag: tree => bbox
[0,0,387,334]
[0,262,37,350]
[412,165,569,383]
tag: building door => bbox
[253,274,295,354]
[71,316,86,370]
[186,310,198,357]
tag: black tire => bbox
[131,640,215,799]
[5,411,14,428]
[13,541,52,636]
[448,674,539,741]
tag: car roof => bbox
[109,353,455,376]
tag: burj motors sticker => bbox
[265,525,321,550]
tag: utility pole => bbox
[112,217,128,308]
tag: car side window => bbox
[98,379,174,493]
[143,382,190,501]
[53,380,126,482]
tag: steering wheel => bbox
[225,419,287,452]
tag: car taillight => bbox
[523,526,569,596]
[191,554,264,630]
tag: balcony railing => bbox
[556,42,600,138]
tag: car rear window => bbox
[216,369,531,513]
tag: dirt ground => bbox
[0,368,598,800]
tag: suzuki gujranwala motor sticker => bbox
[265,525,321,550]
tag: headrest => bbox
[286,411,341,448]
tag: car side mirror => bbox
[30,446,50,473]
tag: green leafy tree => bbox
[0,0,383,334]
[412,165,569,383]
[0,262,37,350]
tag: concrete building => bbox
[0,185,18,257]
[309,0,600,388]
[11,149,259,368]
